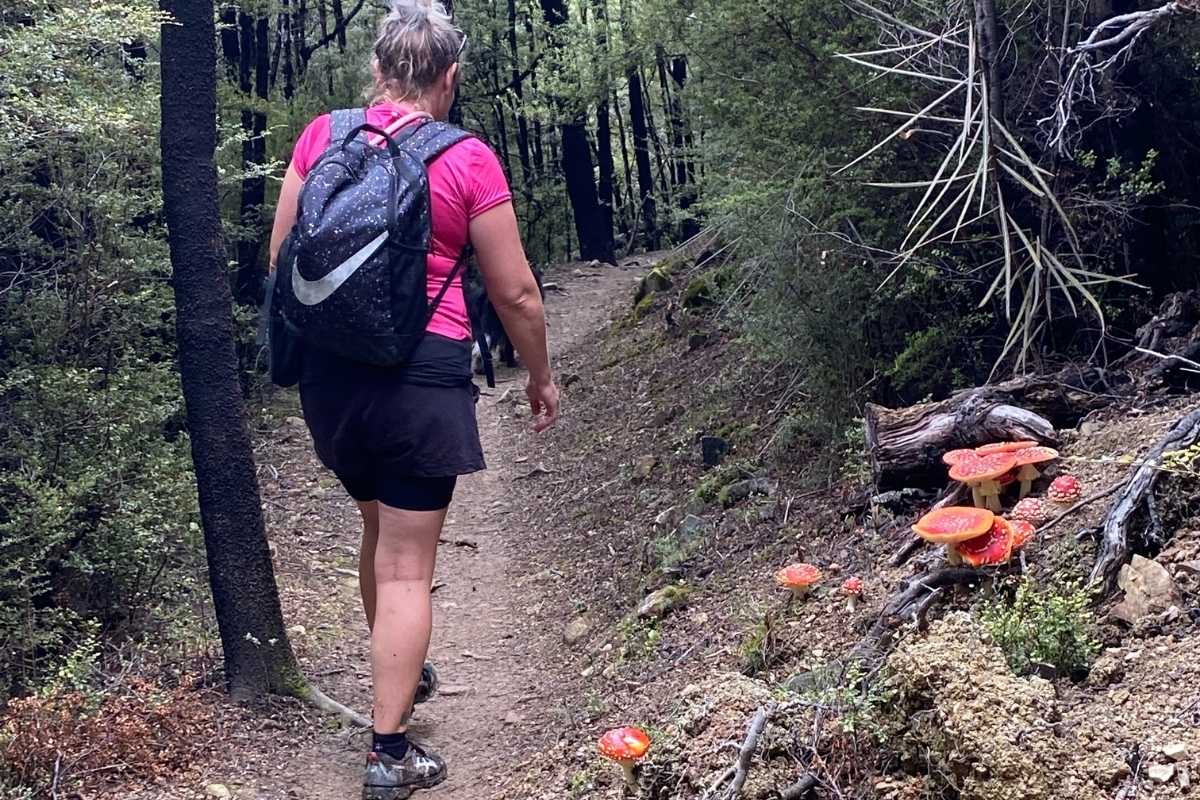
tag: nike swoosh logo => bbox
[292,230,389,306]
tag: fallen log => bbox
[865,391,1055,491]
[1089,406,1200,589]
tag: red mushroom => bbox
[979,441,1036,453]
[954,517,1015,567]
[1010,497,1048,525]
[842,576,864,612]
[949,453,1017,511]
[912,506,996,564]
[1010,446,1059,498]
[1047,474,1082,505]
[598,726,651,789]
[1009,519,1035,549]
[942,448,977,466]
[775,563,823,600]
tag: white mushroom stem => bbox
[619,760,638,789]
[1016,464,1040,498]
[846,594,859,612]
[978,480,1002,512]
[967,483,984,508]
[945,545,964,566]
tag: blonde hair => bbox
[372,0,464,104]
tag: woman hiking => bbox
[268,1,558,796]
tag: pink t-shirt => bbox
[289,103,512,341]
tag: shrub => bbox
[978,579,1100,678]
[0,678,214,796]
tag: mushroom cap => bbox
[912,506,996,544]
[1009,520,1035,549]
[955,518,1015,567]
[948,452,1018,483]
[1047,474,1082,503]
[1011,446,1059,467]
[842,576,863,595]
[598,727,651,762]
[1010,497,1048,524]
[775,563,823,590]
[976,440,1038,456]
[942,448,978,466]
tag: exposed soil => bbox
[177,256,656,800]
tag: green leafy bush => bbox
[979,580,1100,678]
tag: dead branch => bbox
[779,775,819,799]
[847,567,983,668]
[703,703,776,800]
[1089,407,1200,589]
[1044,1,1198,154]
[1034,481,1124,536]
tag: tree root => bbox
[293,683,373,729]
[1089,407,1200,589]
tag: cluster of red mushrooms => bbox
[594,443,1083,789]
[774,563,865,611]
[916,440,1083,566]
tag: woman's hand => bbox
[526,376,559,433]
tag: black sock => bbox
[372,731,409,759]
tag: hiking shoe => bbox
[414,662,438,705]
[362,742,447,800]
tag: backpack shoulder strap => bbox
[329,108,368,147]
[401,121,474,164]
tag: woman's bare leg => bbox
[356,500,381,631]
[371,502,447,734]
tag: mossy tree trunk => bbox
[159,0,303,700]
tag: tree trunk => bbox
[592,0,616,240]
[507,0,533,193]
[539,0,615,263]
[626,70,658,248]
[332,0,347,50]
[159,0,303,700]
[233,13,270,307]
[280,2,296,101]
[613,89,634,233]
[641,70,672,203]
[667,52,699,238]
[973,0,1004,124]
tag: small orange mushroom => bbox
[949,453,1017,511]
[842,576,864,612]
[1010,446,1059,498]
[775,563,823,600]
[598,726,651,789]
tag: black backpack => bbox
[267,108,472,386]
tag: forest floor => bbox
[103,245,1200,800]
[180,254,659,800]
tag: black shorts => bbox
[298,334,485,510]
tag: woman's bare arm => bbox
[268,165,304,272]
[470,201,558,432]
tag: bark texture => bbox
[160,0,302,700]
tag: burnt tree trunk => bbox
[613,89,634,233]
[539,0,615,263]
[627,70,658,248]
[667,53,698,238]
[233,12,270,306]
[592,0,616,239]
[159,0,302,700]
[506,0,533,193]
[864,369,1117,489]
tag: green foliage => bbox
[978,580,1100,678]
[617,616,662,661]
[0,2,203,698]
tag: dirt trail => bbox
[232,257,649,800]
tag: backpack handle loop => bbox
[342,122,405,158]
